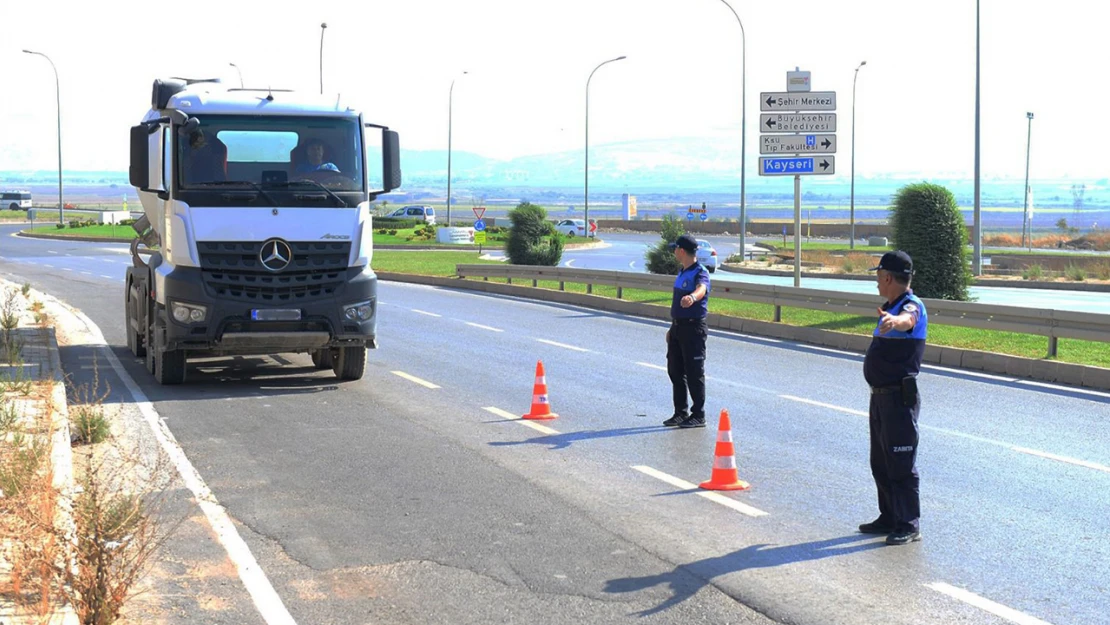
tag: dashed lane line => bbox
[465,322,504,332]
[536,338,590,353]
[632,465,768,518]
[390,370,441,389]
[411,309,442,318]
[925,582,1054,625]
[483,406,560,435]
[779,395,868,417]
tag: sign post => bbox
[759,69,837,287]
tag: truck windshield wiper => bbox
[191,180,280,206]
[264,180,348,207]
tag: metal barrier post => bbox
[559,281,565,291]
[532,278,537,287]
[774,305,782,323]
[587,283,593,294]
[1048,335,1058,358]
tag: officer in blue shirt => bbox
[663,234,711,429]
[859,250,928,546]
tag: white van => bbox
[1,191,32,211]
[388,205,436,224]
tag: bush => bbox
[388,229,398,236]
[1022,264,1044,281]
[506,202,563,266]
[644,214,685,275]
[375,217,422,229]
[1065,264,1087,281]
[1096,263,1110,281]
[72,404,110,445]
[889,183,971,300]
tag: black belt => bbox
[871,385,901,395]
[671,317,707,325]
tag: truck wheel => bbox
[310,349,333,370]
[332,346,366,381]
[125,289,146,358]
[154,348,186,385]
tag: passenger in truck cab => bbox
[182,129,227,184]
[293,137,340,174]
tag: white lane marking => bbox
[411,309,441,318]
[61,306,299,625]
[63,268,72,272]
[636,362,667,372]
[629,261,636,269]
[80,271,92,276]
[43,264,54,269]
[484,406,560,435]
[1011,447,1110,474]
[565,259,576,268]
[925,582,1054,625]
[100,275,112,279]
[390,370,441,389]
[631,465,768,518]
[48,250,58,254]
[537,338,590,352]
[780,395,868,417]
[465,322,504,333]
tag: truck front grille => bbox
[198,241,351,303]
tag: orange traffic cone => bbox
[522,360,558,420]
[699,409,751,491]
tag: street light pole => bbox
[718,0,747,259]
[1022,112,1034,249]
[23,50,63,225]
[319,22,328,95]
[973,0,982,275]
[229,62,244,88]
[585,56,626,240]
[447,71,468,227]
[850,60,866,250]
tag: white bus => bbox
[1,191,32,211]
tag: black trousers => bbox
[869,391,921,532]
[667,319,707,418]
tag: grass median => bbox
[371,251,1110,369]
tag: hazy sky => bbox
[1,0,1108,180]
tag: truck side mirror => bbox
[383,130,401,192]
[129,124,167,192]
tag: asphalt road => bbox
[1,226,1108,625]
[529,233,1110,314]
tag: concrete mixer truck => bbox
[125,77,401,384]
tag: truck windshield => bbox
[176,115,364,203]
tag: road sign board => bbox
[474,231,487,245]
[761,113,836,133]
[473,206,486,220]
[758,156,836,176]
[699,213,708,222]
[760,134,837,155]
[760,91,836,111]
[474,220,486,231]
[686,212,695,221]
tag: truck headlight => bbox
[171,302,207,324]
[344,300,374,321]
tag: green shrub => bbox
[375,217,422,228]
[889,183,971,300]
[1095,263,1110,281]
[388,229,398,236]
[506,202,563,266]
[71,404,110,445]
[1022,264,1044,280]
[1065,264,1086,281]
[644,214,685,275]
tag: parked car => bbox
[696,239,718,272]
[388,205,436,224]
[555,218,597,238]
[1,191,32,211]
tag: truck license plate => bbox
[251,309,302,321]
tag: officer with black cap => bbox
[859,250,928,545]
[663,233,711,429]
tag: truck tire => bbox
[125,285,146,358]
[310,349,333,370]
[154,347,186,385]
[332,346,366,381]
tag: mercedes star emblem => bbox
[259,238,293,272]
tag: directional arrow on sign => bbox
[819,159,831,171]
[765,118,777,130]
[821,138,832,149]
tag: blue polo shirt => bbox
[863,290,928,387]
[671,262,711,319]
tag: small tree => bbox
[644,214,685,275]
[889,183,971,300]
[506,202,563,266]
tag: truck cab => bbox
[125,77,401,384]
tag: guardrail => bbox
[455,264,1110,357]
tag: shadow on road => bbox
[604,534,884,616]
[488,425,671,450]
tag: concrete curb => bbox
[719,263,1110,292]
[376,272,1110,392]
